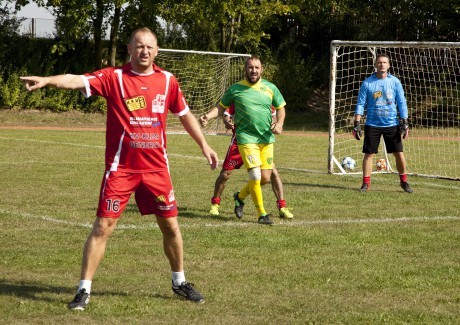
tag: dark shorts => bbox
[363,125,403,154]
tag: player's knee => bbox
[248,167,261,181]
[260,169,272,184]
[222,169,233,181]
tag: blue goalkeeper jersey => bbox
[355,73,408,127]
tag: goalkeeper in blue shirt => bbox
[353,53,413,193]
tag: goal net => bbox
[329,41,460,180]
[155,49,250,133]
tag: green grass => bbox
[0,111,459,324]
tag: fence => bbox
[18,17,55,38]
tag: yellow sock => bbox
[248,179,266,216]
[238,184,251,200]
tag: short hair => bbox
[245,55,262,68]
[375,53,391,63]
[129,27,157,44]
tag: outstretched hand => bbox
[20,76,46,91]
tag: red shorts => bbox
[96,170,178,219]
[222,135,243,170]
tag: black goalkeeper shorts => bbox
[362,125,403,154]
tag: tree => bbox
[156,0,294,53]
[0,2,24,37]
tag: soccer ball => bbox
[376,158,387,171]
[341,157,356,170]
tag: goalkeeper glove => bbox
[352,120,362,140]
[400,118,409,139]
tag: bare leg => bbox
[270,165,283,201]
[362,153,374,177]
[81,217,118,280]
[260,168,272,186]
[393,152,407,174]
[156,216,183,272]
[213,169,233,199]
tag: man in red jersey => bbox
[21,27,218,309]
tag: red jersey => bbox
[82,63,188,172]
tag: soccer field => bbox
[0,126,459,324]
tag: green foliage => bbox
[0,2,23,37]
[0,70,24,109]
[84,96,107,113]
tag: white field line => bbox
[0,136,105,149]
[2,135,460,188]
[1,208,459,230]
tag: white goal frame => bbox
[155,49,250,134]
[329,40,460,180]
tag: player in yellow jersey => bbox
[204,56,287,225]
[200,105,293,220]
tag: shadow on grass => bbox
[178,207,263,225]
[281,181,356,191]
[178,206,232,221]
[0,279,71,302]
[0,279,175,303]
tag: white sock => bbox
[172,271,186,286]
[78,280,92,294]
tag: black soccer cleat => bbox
[68,289,90,310]
[400,181,413,193]
[258,214,274,225]
[359,183,370,192]
[172,281,205,304]
[233,192,245,219]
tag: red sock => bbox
[276,200,286,209]
[363,176,371,185]
[399,174,407,183]
[211,197,221,205]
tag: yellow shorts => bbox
[237,143,274,170]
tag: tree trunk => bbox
[108,5,121,67]
[92,0,104,69]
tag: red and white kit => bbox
[82,63,188,218]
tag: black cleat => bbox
[68,289,90,310]
[359,183,370,192]
[400,181,413,193]
[172,281,205,304]
[258,214,274,225]
[233,192,245,219]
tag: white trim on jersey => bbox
[81,75,93,98]
[114,69,124,98]
[175,104,190,117]
[109,128,125,171]
[161,131,170,174]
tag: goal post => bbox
[329,40,460,180]
[155,49,250,133]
